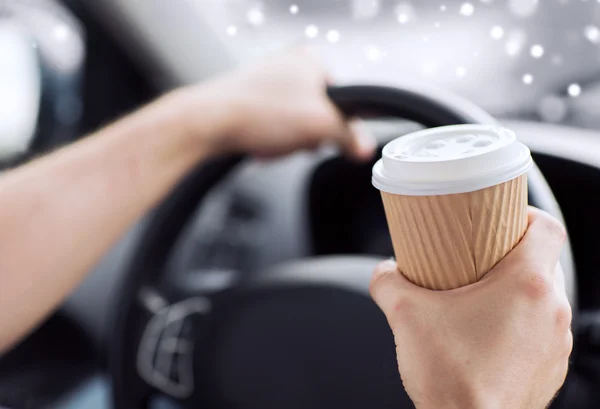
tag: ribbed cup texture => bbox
[380,175,528,290]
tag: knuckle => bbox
[555,303,573,331]
[555,359,570,390]
[540,215,567,242]
[389,295,415,323]
[519,269,552,300]
[565,330,574,357]
[305,107,340,138]
[369,266,415,323]
[386,299,418,333]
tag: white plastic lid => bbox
[372,124,533,196]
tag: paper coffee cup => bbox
[372,124,533,290]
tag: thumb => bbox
[482,207,565,286]
[338,120,377,162]
[369,259,425,317]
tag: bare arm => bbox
[0,91,215,352]
[0,50,374,353]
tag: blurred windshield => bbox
[198,0,600,127]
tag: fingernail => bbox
[352,122,376,156]
[376,259,397,274]
[358,132,376,152]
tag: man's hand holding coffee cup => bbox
[370,207,572,409]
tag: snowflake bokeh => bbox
[530,44,544,59]
[213,0,600,121]
[246,6,265,26]
[490,26,504,40]
[53,24,71,42]
[305,24,318,38]
[508,0,539,18]
[584,25,600,43]
[505,29,526,56]
[226,25,237,36]
[395,3,417,24]
[326,30,341,43]
[365,45,385,63]
[459,3,475,17]
[352,0,380,20]
[568,83,582,97]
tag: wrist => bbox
[102,88,216,183]
[169,81,244,158]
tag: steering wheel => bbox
[109,85,577,409]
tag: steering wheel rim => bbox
[109,85,577,409]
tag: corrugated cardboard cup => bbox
[372,124,533,290]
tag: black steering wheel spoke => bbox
[137,295,209,396]
[111,296,159,409]
[126,283,223,406]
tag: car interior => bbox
[2,0,600,408]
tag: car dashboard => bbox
[2,114,600,407]
[6,0,600,407]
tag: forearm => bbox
[0,88,223,352]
